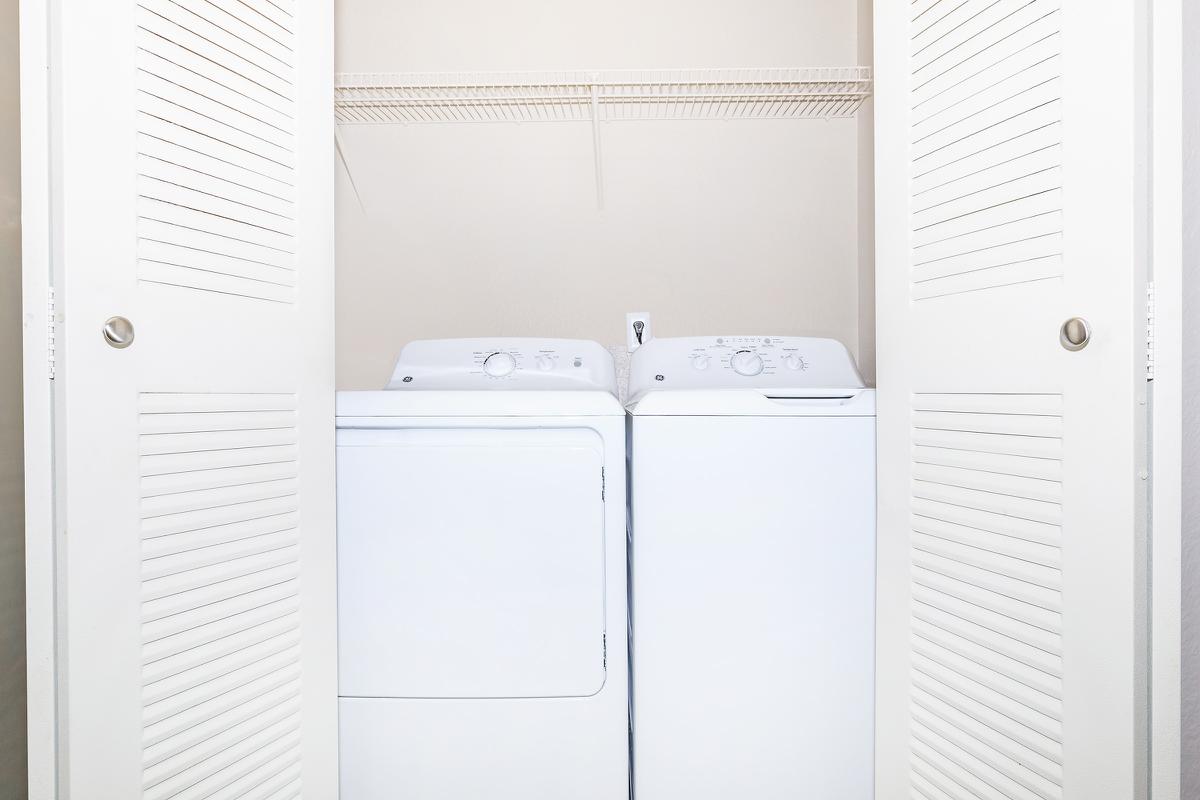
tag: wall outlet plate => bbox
[626,312,652,352]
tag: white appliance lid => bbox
[386,338,619,395]
[627,336,872,415]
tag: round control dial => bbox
[692,355,710,371]
[535,355,555,371]
[784,354,807,371]
[730,350,764,377]
[482,352,517,378]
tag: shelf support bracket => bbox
[335,128,366,214]
[589,78,604,210]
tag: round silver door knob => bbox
[102,316,135,349]
[1060,317,1091,351]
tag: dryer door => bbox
[337,426,608,699]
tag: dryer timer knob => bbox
[730,350,764,377]
[483,352,517,377]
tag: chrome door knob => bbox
[1060,317,1091,351]
[102,316,135,349]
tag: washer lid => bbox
[627,336,872,415]
[386,338,618,394]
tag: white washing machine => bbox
[337,339,629,800]
[627,336,876,800]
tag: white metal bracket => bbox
[335,129,367,214]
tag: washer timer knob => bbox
[483,352,517,377]
[730,350,764,377]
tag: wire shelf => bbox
[335,68,872,124]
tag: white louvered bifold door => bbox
[46,0,336,796]
[875,2,1150,799]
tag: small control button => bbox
[483,352,517,377]
[535,355,555,371]
[692,355,710,371]
[730,350,764,377]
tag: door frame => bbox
[1149,0,1183,798]
[21,0,59,795]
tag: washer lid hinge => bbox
[601,466,606,501]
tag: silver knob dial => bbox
[483,352,517,377]
[730,350,764,377]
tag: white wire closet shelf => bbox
[334,68,873,124]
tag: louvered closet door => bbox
[50,0,335,796]
[875,2,1148,799]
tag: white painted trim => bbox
[19,0,57,796]
[1151,0,1183,797]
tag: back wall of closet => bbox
[333,0,875,389]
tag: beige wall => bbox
[334,0,873,389]
[0,0,26,795]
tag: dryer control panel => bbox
[628,336,865,402]
[387,338,619,394]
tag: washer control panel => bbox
[387,338,619,394]
[628,336,864,401]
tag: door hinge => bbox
[46,286,56,381]
[1145,281,1155,381]
[602,632,607,669]
[601,467,606,501]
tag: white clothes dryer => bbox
[337,339,628,800]
[627,336,876,800]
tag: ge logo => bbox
[655,375,665,382]
[402,376,414,383]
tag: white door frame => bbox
[1149,0,1183,798]
[21,0,59,795]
